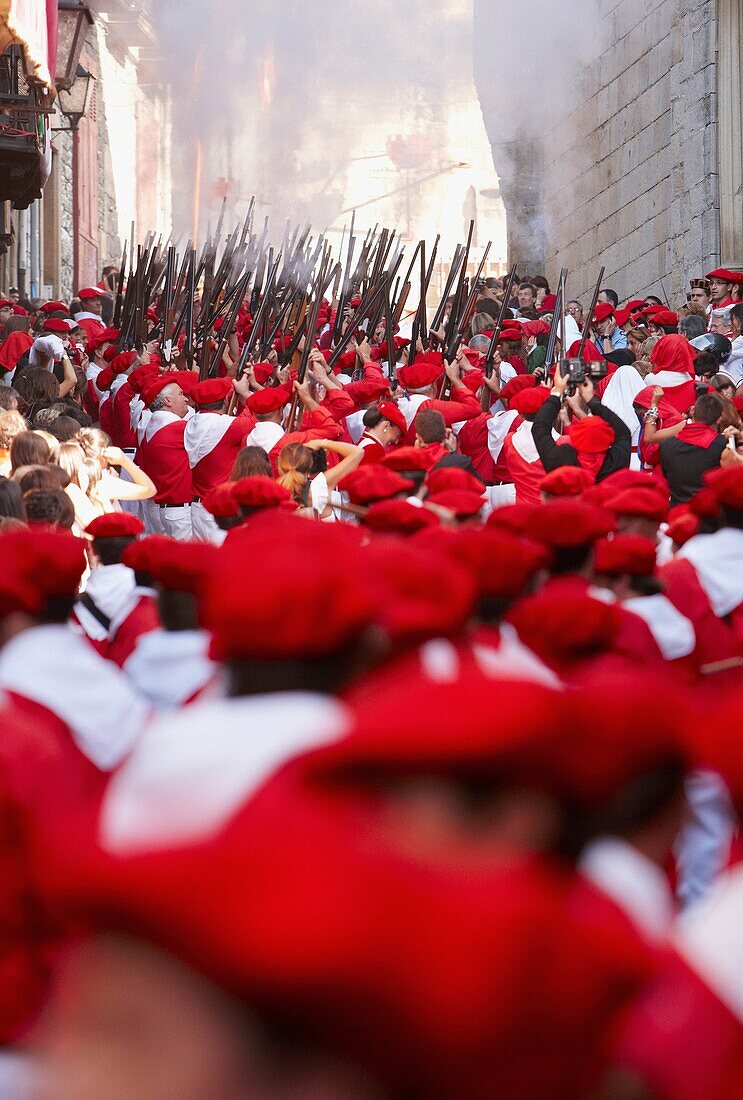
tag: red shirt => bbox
[136,415,192,504]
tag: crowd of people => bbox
[0,257,741,1100]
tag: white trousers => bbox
[159,504,193,542]
[191,501,222,544]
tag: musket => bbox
[447,240,491,363]
[420,235,439,344]
[207,269,251,379]
[481,262,518,411]
[383,277,397,391]
[325,277,387,372]
[285,251,337,433]
[444,220,474,361]
[112,246,127,329]
[408,243,427,367]
[577,265,606,360]
[544,267,569,370]
[160,246,177,364]
[429,244,465,344]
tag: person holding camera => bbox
[531,367,632,481]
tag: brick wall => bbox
[540,0,718,304]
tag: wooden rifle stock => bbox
[577,265,606,359]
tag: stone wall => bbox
[540,0,718,304]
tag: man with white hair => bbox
[135,376,193,540]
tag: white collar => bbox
[581,837,675,942]
[144,409,183,442]
[623,594,696,659]
[99,692,349,853]
[123,628,216,710]
[676,864,743,1022]
[678,528,743,616]
[76,563,138,641]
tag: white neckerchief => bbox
[124,628,216,710]
[85,361,103,382]
[623,594,696,659]
[487,409,519,462]
[75,563,139,642]
[397,392,430,429]
[110,373,129,397]
[0,624,149,770]
[144,409,182,443]
[678,528,743,616]
[581,837,675,942]
[345,409,367,443]
[511,420,540,463]
[245,421,284,453]
[183,410,236,467]
[676,863,743,1022]
[601,365,645,444]
[73,311,103,323]
[98,692,350,853]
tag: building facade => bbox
[475,0,742,303]
[1,0,171,302]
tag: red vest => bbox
[136,418,193,504]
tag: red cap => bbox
[39,300,68,313]
[453,528,550,599]
[570,417,615,454]
[460,367,484,393]
[599,469,669,497]
[252,362,275,385]
[203,521,374,660]
[245,384,291,415]
[95,366,114,392]
[500,375,537,405]
[426,490,484,518]
[122,537,218,595]
[539,293,557,313]
[141,375,182,408]
[201,481,239,519]
[592,302,614,324]
[364,539,476,644]
[519,319,551,338]
[688,486,721,519]
[190,377,233,407]
[0,299,13,308]
[607,487,668,523]
[11,305,27,316]
[613,307,633,327]
[41,317,71,334]
[539,467,595,497]
[77,286,106,299]
[499,326,523,343]
[377,401,408,435]
[363,500,439,535]
[486,502,540,534]
[704,465,743,510]
[508,589,622,667]
[594,535,657,577]
[85,513,145,540]
[381,446,439,473]
[344,379,389,406]
[397,359,442,390]
[566,340,605,364]
[648,309,678,328]
[2,529,86,600]
[524,500,615,548]
[340,466,414,505]
[232,477,290,510]
[509,387,551,416]
[426,467,484,496]
[111,350,137,376]
[706,268,743,284]
[666,511,700,547]
[0,574,43,617]
[128,364,159,394]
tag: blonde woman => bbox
[276,438,364,520]
[78,428,156,510]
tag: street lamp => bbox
[55,1,94,91]
[55,64,94,131]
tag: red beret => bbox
[607,487,668,523]
[362,500,439,535]
[539,294,557,313]
[453,528,550,599]
[599,470,668,497]
[85,513,145,540]
[344,379,389,407]
[648,309,678,328]
[11,305,27,316]
[173,371,198,395]
[487,502,540,534]
[0,299,13,308]
[539,467,595,497]
[704,465,743,510]
[252,362,275,386]
[39,300,68,314]
[377,401,407,435]
[122,536,218,596]
[41,317,71,334]
[570,417,615,454]
[426,490,484,518]
[381,446,439,473]
[102,345,118,363]
[111,350,138,376]
[191,377,233,407]
[566,340,605,364]
[500,375,537,405]
[499,326,524,343]
[706,268,743,284]
[128,364,160,394]
[613,307,633,327]
[340,466,413,506]
[96,367,114,392]
[371,336,410,360]
[87,327,120,355]
[77,286,106,299]
[524,500,615,548]
[426,467,484,496]
[142,375,183,408]
[245,384,291,415]
[519,320,552,338]
[508,589,622,667]
[2,530,86,600]
[688,487,720,519]
[364,539,476,645]
[397,359,442,390]
[203,521,374,659]
[509,387,552,416]
[592,302,614,323]
[202,481,239,519]
[232,477,290,509]
[594,535,657,577]
[666,510,700,547]
[0,574,43,617]
[461,367,485,393]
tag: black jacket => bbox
[532,395,632,481]
[660,434,726,506]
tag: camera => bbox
[559,357,608,391]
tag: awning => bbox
[0,0,56,86]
